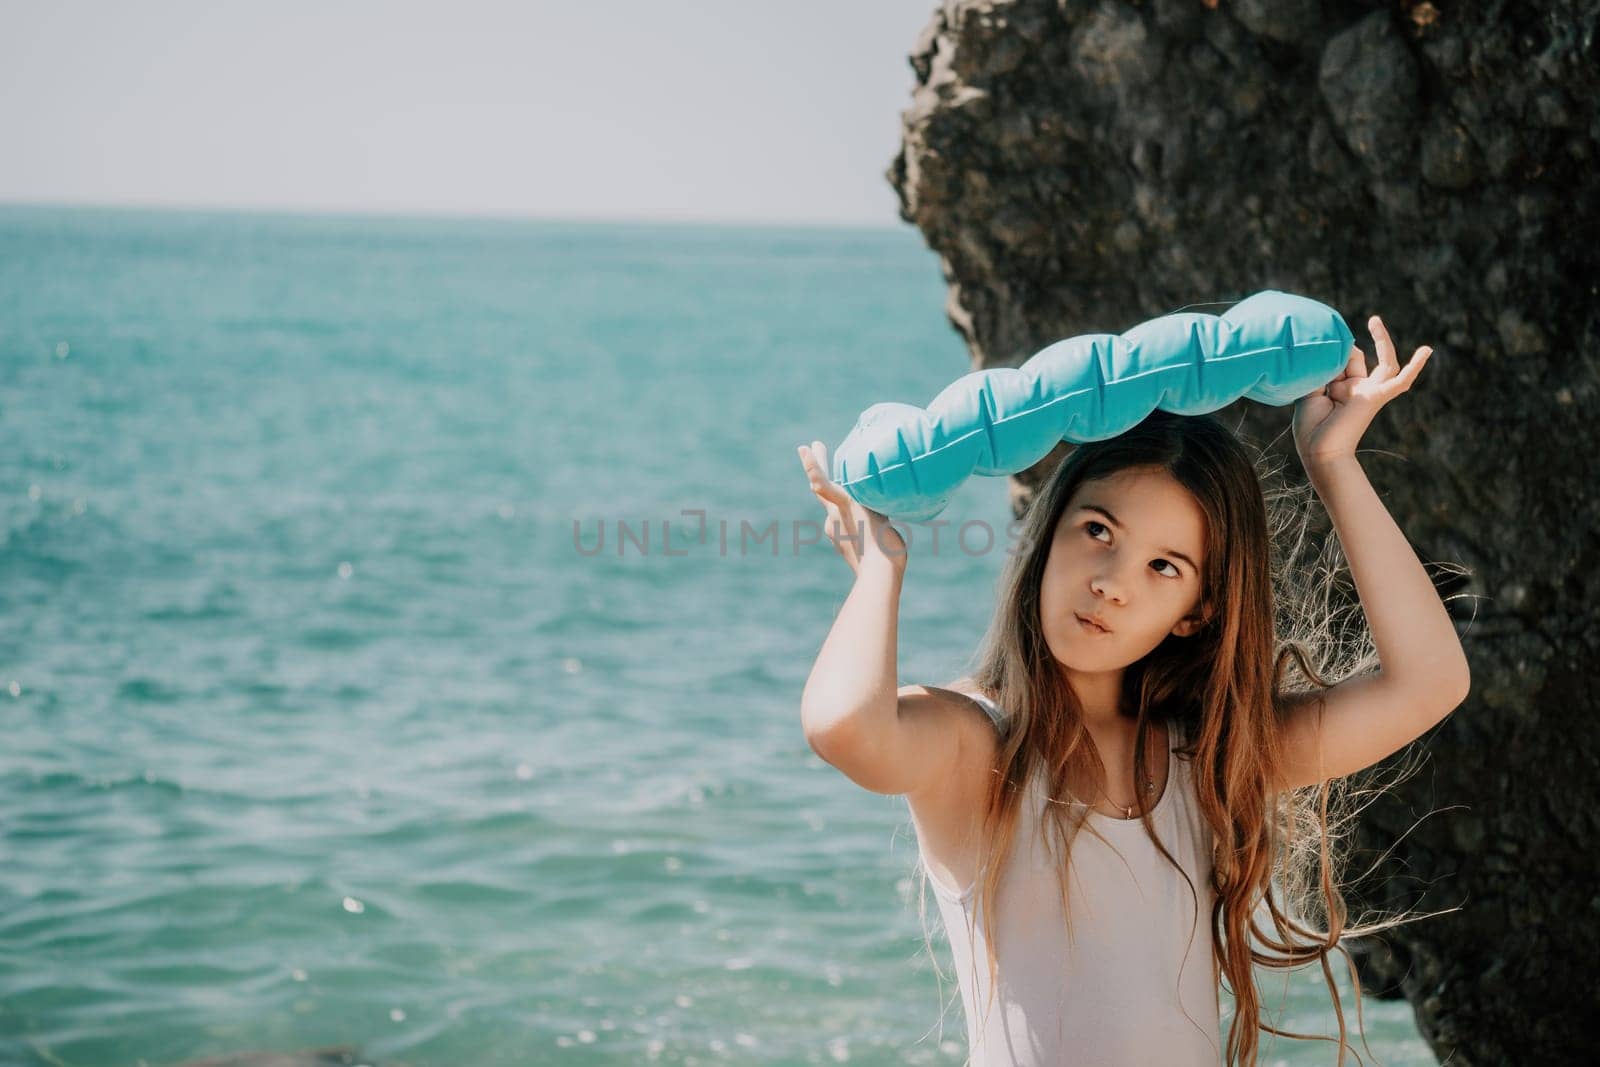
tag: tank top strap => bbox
[962,690,1007,730]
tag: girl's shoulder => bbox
[894,679,1006,760]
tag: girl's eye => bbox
[1084,521,1182,579]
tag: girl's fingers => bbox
[810,440,830,480]
[1369,315,1399,378]
[798,443,865,570]
[1398,346,1433,388]
[797,443,825,482]
[798,444,833,495]
[811,445,858,510]
[797,445,812,479]
[799,456,824,503]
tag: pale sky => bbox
[0,0,943,227]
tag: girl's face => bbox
[1039,467,1209,674]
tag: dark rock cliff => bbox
[886,1,1598,1061]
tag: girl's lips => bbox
[1075,612,1111,635]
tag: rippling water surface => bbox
[0,204,1432,1065]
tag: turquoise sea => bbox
[0,204,1434,1065]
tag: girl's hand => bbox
[797,440,908,577]
[1293,314,1433,467]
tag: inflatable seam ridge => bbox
[978,385,1000,469]
[896,427,923,497]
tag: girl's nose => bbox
[1090,575,1126,603]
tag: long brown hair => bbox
[912,409,1465,1066]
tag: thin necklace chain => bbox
[1100,724,1161,819]
[1102,770,1157,819]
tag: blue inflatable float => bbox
[830,290,1353,522]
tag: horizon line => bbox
[0,195,911,234]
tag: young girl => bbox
[796,316,1470,1067]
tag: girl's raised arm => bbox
[796,443,963,798]
[1275,317,1470,791]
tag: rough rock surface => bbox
[886,1,1598,1062]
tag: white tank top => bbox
[918,693,1223,1066]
